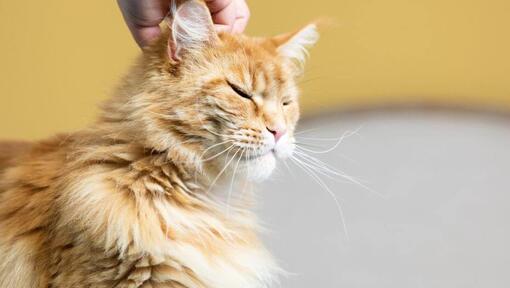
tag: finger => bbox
[131,25,162,48]
[121,13,162,48]
[211,8,237,32]
[205,0,233,14]
[231,0,250,33]
[231,18,247,34]
[207,0,236,32]
[117,0,169,48]
[214,24,233,33]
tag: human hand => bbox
[117,0,250,48]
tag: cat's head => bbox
[113,0,318,182]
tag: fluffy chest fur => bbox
[0,137,279,288]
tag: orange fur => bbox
[0,141,31,173]
[0,1,317,287]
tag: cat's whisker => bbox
[293,148,384,199]
[295,129,359,154]
[296,145,360,166]
[294,149,347,177]
[289,156,349,239]
[293,142,325,149]
[294,128,322,135]
[206,147,241,195]
[294,149,345,175]
[294,142,358,164]
[194,143,235,185]
[282,159,297,180]
[169,138,199,148]
[296,136,350,141]
[223,145,235,165]
[292,150,348,183]
[227,148,245,215]
[201,143,235,162]
[236,148,251,172]
[199,140,234,161]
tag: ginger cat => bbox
[0,1,318,287]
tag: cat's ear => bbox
[166,0,218,61]
[271,24,319,71]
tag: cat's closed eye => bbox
[227,81,252,99]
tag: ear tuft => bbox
[276,24,319,68]
[167,0,216,61]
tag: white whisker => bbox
[227,148,245,215]
[294,128,322,135]
[292,150,349,183]
[295,129,359,154]
[282,159,297,179]
[294,148,384,199]
[199,140,233,161]
[202,143,235,162]
[290,156,349,239]
[206,147,241,195]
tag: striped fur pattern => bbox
[0,1,318,287]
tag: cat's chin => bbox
[245,152,276,182]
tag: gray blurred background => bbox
[259,109,510,288]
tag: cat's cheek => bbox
[246,153,276,182]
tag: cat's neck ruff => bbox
[56,130,282,287]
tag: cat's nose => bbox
[266,126,287,143]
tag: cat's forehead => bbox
[198,33,298,98]
[221,60,293,97]
[221,46,293,90]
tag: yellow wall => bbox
[1,0,509,139]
